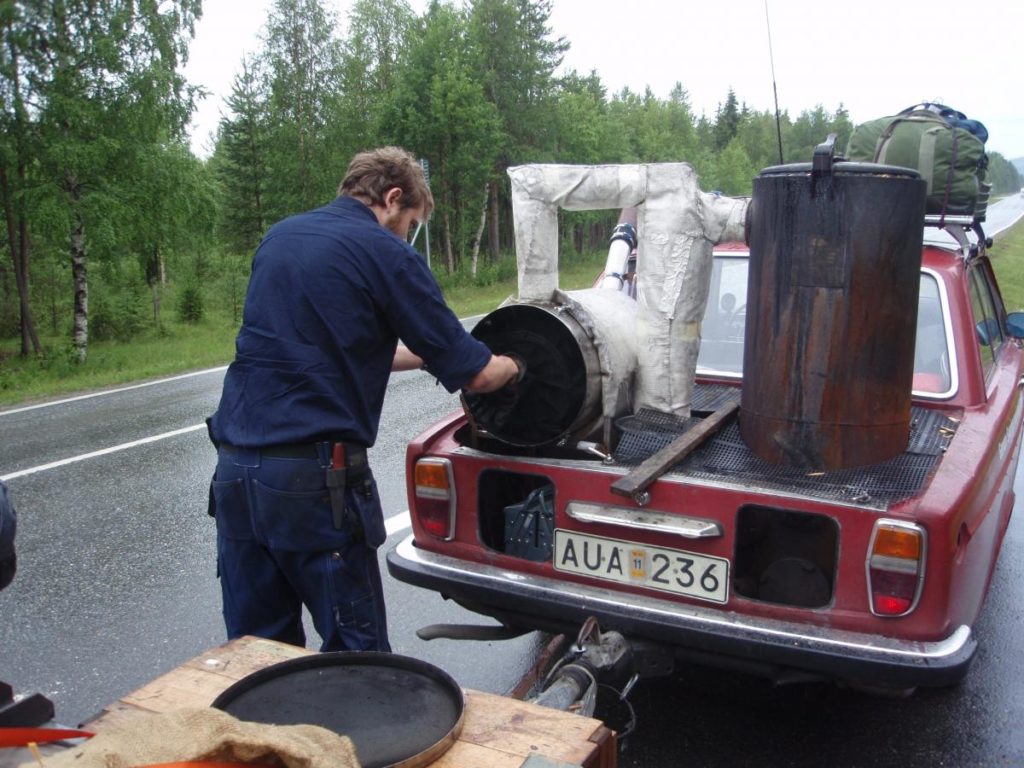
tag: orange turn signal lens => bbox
[415,459,451,499]
[871,524,923,560]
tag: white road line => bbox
[1,421,416,535]
[0,366,228,417]
[0,423,208,481]
[386,510,412,535]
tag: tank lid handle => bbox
[812,133,838,178]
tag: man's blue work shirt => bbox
[209,196,493,448]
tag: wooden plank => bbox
[179,636,311,682]
[85,637,615,768]
[458,691,609,766]
[584,725,618,768]
[427,740,524,768]
[87,638,313,729]
[611,400,739,499]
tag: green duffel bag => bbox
[846,104,988,218]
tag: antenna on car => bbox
[764,0,784,164]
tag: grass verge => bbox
[990,216,1024,310]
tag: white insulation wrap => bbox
[507,163,748,418]
[556,287,639,437]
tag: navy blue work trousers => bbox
[210,446,390,652]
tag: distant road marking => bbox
[0,423,208,481]
[0,366,228,417]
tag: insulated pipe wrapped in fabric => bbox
[509,164,646,303]
[635,165,747,416]
[507,164,748,419]
[740,140,927,470]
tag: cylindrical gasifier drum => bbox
[464,302,603,447]
[740,143,926,470]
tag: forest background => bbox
[2,0,1022,405]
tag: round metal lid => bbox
[757,160,922,178]
[211,651,465,768]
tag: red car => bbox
[388,171,1023,691]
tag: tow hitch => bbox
[415,616,663,742]
[529,618,636,720]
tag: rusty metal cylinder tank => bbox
[740,138,927,470]
[464,302,603,447]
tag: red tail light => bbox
[413,458,456,540]
[866,520,926,617]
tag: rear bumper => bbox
[387,535,976,688]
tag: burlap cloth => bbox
[18,707,361,768]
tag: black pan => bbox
[211,651,465,768]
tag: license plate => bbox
[553,529,729,604]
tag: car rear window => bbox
[696,255,954,397]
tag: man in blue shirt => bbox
[207,147,521,652]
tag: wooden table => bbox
[86,636,616,768]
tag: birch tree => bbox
[1,0,200,361]
[261,0,345,220]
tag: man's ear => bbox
[384,187,403,208]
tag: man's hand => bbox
[465,353,524,393]
[505,353,526,388]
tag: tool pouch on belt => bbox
[345,480,386,549]
[328,444,386,548]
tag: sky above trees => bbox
[184,0,1024,160]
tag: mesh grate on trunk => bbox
[613,384,959,509]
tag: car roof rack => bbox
[923,215,988,261]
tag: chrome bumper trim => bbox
[566,501,722,539]
[390,535,974,674]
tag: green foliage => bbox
[991,219,1024,311]
[340,0,416,146]
[260,0,348,220]
[213,56,270,257]
[988,153,1022,195]
[705,139,757,196]
[713,89,742,151]
[382,1,504,272]
[432,251,518,291]
[90,273,148,341]
[786,104,853,164]
[467,0,568,162]
[176,281,205,323]
[210,249,253,325]
[1,0,205,361]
